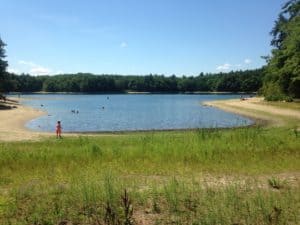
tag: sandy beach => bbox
[204,97,300,127]
[0,99,52,141]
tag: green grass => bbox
[0,127,299,224]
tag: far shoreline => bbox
[7,91,257,95]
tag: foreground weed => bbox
[268,206,282,225]
[104,189,135,225]
[122,189,134,225]
[268,177,287,190]
[150,186,162,214]
[293,126,299,138]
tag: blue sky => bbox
[0,0,285,76]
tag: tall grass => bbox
[1,175,299,224]
[0,127,299,176]
[0,127,299,224]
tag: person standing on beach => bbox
[56,121,62,138]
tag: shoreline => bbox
[1,96,299,142]
[63,123,256,135]
[8,91,256,95]
[0,98,52,141]
[203,98,269,126]
[204,97,300,127]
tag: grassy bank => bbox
[0,127,299,224]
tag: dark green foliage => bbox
[262,82,287,101]
[288,76,300,98]
[0,37,8,93]
[0,37,8,75]
[263,0,300,100]
[6,69,264,93]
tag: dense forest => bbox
[2,69,263,93]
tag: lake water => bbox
[20,94,253,132]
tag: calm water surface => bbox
[20,94,253,132]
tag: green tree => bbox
[263,0,300,99]
[0,37,9,93]
[4,69,264,93]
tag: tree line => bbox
[3,69,263,93]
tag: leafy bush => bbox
[262,82,287,101]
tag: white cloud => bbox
[216,63,231,71]
[120,42,128,48]
[244,58,252,64]
[18,60,52,75]
[7,68,19,74]
[216,58,253,72]
[30,66,51,75]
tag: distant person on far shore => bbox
[56,121,62,138]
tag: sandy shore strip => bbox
[0,99,53,141]
[204,97,300,127]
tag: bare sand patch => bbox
[0,100,52,141]
[204,97,300,127]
